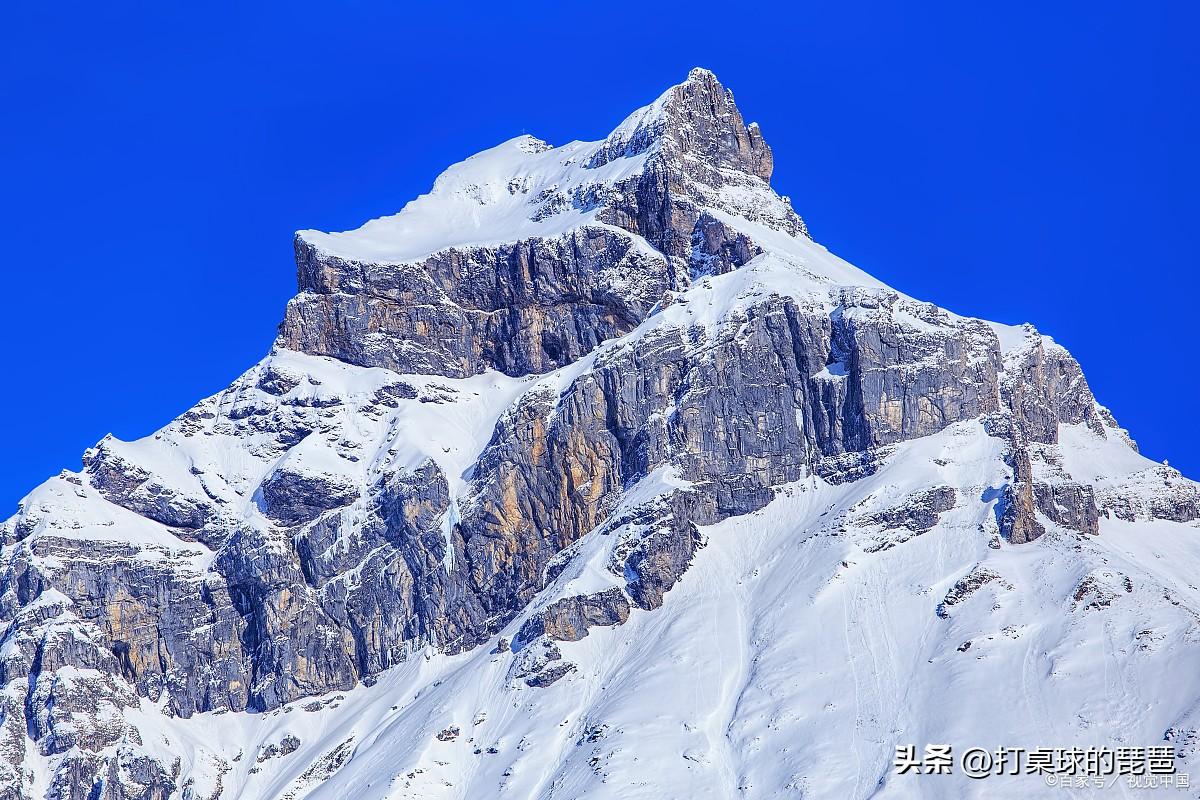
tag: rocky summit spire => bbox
[589,67,807,270]
[668,67,775,181]
[588,67,773,182]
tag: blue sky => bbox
[1,2,1196,511]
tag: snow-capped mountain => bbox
[3,68,1200,799]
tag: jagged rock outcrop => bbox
[1000,332,1107,444]
[1033,481,1100,535]
[516,588,631,645]
[282,228,670,378]
[1000,443,1047,544]
[1095,464,1200,522]
[936,566,1011,618]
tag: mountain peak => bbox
[297,68,797,268]
[7,61,1200,800]
[589,67,773,181]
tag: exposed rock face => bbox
[1033,481,1100,536]
[0,68,1191,798]
[854,486,958,553]
[936,566,1010,619]
[85,444,215,534]
[1095,464,1200,522]
[282,228,670,378]
[616,489,717,611]
[589,68,808,261]
[516,588,631,645]
[1000,333,1107,444]
[1000,443,1047,544]
[863,486,957,533]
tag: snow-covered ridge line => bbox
[293,68,682,267]
[296,134,657,265]
[295,67,787,267]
